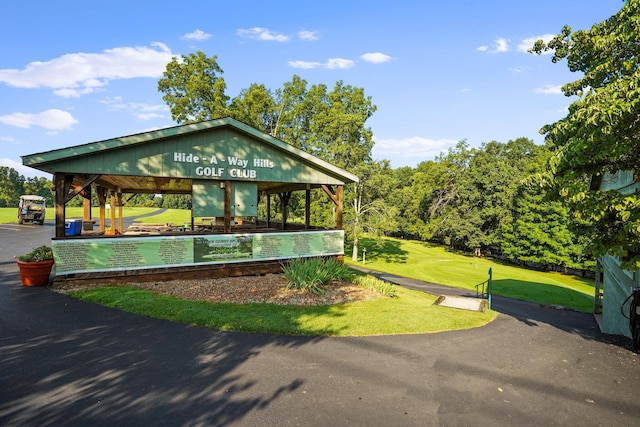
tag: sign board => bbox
[52,230,344,275]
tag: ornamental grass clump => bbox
[353,275,398,297]
[281,257,353,295]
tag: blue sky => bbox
[0,0,625,177]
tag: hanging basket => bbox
[17,259,54,287]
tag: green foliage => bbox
[228,83,279,134]
[157,51,229,123]
[352,275,397,297]
[345,159,399,261]
[281,257,353,295]
[0,167,24,208]
[17,245,53,262]
[500,184,592,270]
[530,0,640,270]
[386,137,592,270]
[160,194,191,209]
[125,193,162,208]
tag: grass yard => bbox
[132,209,191,224]
[0,207,162,223]
[69,284,497,337]
[346,236,595,312]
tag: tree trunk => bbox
[352,235,359,262]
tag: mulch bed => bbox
[51,273,381,306]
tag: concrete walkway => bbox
[1,223,639,426]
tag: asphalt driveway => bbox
[1,221,639,426]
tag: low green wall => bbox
[53,230,344,275]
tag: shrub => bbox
[281,257,353,295]
[17,245,54,262]
[353,275,397,298]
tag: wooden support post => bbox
[109,192,116,235]
[266,193,271,228]
[83,187,92,223]
[321,184,344,230]
[54,173,67,238]
[117,191,123,234]
[224,180,232,233]
[305,189,311,229]
[335,185,343,230]
[97,186,106,232]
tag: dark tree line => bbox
[383,139,594,271]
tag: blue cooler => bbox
[65,219,83,236]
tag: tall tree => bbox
[345,160,398,260]
[271,75,316,150]
[228,83,278,134]
[0,167,25,207]
[157,51,229,124]
[530,0,640,270]
[500,185,585,271]
[422,141,472,249]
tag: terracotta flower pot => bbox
[17,259,54,287]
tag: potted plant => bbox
[16,245,54,287]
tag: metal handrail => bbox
[475,279,489,298]
[475,267,493,309]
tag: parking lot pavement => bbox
[1,222,639,426]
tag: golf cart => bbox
[18,195,47,225]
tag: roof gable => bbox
[22,118,358,188]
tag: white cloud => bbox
[298,30,319,41]
[326,58,355,69]
[535,84,563,94]
[287,60,323,69]
[0,109,78,130]
[182,29,212,41]
[518,34,556,54]
[493,37,509,53]
[101,97,168,120]
[237,27,289,42]
[361,52,392,64]
[478,37,509,54]
[0,157,51,177]
[288,58,355,70]
[373,136,458,160]
[0,43,173,98]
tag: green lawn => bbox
[133,209,191,224]
[346,236,595,312]
[69,284,497,337]
[0,207,162,223]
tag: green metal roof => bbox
[22,118,358,193]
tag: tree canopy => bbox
[154,50,596,272]
[157,51,229,123]
[531,0,640,270]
